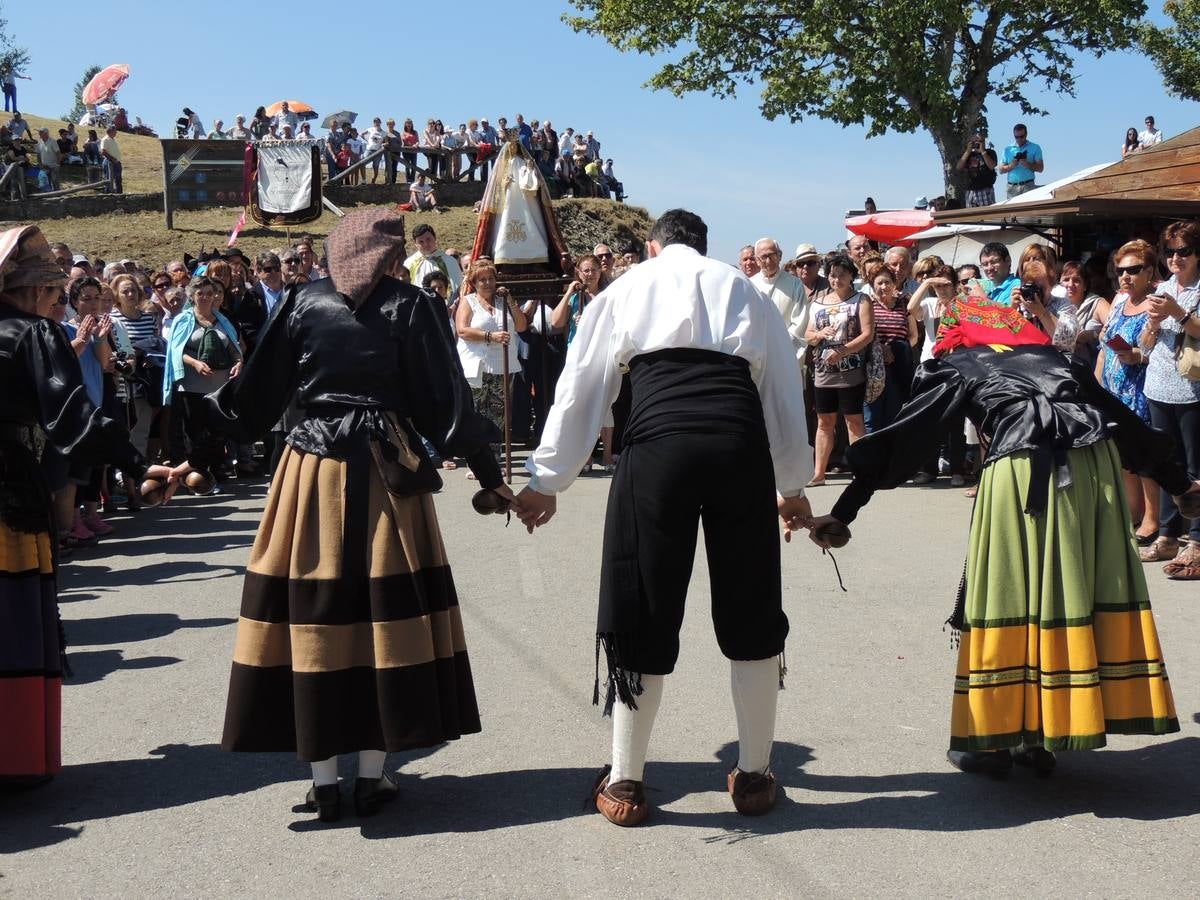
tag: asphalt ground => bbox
[3,460,1199,898]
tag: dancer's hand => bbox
[492,483,521,516]
[516,487,556,533]
[809,515,851,549]
[778,495,813,543]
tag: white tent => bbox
[910,164,1111,265]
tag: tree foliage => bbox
[1139,0,1200,101]
[565,0,1150,196]
[63,64,102,124]
[0,5,30,87]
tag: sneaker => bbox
[81,511,114,535]
[911,472,935,486]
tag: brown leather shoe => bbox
[728,767,778,816]
[1140,536,1179,563]
[591,766,650,827]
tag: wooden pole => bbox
[500,289,512,483]
[538,297,549,444]
[28,179,110,200]
[161,141,174,230]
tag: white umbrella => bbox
[321,110,357,130]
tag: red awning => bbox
[844,210,934,245]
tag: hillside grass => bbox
[0,112,653,266]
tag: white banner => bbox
[257,142,316,214]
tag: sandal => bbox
[805,478,826,488]
[1134,530,1160,546]
[1139,536,1179,563]
[1164,545,1200,579]
[964,487,978,499]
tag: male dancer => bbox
[517,209,813,825]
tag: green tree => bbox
[0,5,30,95]
[63,64,102,124]
[565,0,1149,200]
[1140,0,1200,101]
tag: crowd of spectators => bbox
[184,106,625,201]
[733,222,1200,578]
[1,113,122,198]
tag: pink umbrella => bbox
[844,209,934,246]
[82,64,130,106]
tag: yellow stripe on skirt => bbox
[950,440,1178,752]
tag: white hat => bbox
[792,243,821,262]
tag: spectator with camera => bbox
[997,123,1043,199]
[956,131,998,207]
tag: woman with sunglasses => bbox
[1096,239,1160,547]
[1139,221,1200,577]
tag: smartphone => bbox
[1105,334,1132,353]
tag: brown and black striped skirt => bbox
[222,445,481,761]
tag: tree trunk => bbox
[930,125,969,205]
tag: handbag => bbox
[864,339,886,404]
[368,412,443,498]
[1174,297,1200,380]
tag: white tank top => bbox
[456,293,520,386]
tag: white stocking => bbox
[310,756,338,786]
[358,749,386,780]
[609,673,664,783]
[731,658,779,774]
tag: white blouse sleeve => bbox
[754,300,815,497]
[526,293,622,495]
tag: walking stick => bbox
[538,296,549,443]
[500,287,512,484]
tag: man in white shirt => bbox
[404,223,463,292]
[884,246,919,295]
[750,237,809,372]
[206,119,227,139]
[515,209,814,827]
[273,101,299,136]
[361,117,388,183]
[558,127,574,159]
[1140,115,1163,148]
[35,128,61,191]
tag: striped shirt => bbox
[111,309,159,347]
[873,299,910,343]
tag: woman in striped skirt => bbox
[811,292,1200,775]
[0,225,143,786]
[207,208,515,823]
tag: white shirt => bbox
[362,126,387,154]
[457,294,521,385]
[527,243,813,496]
[404,249,463,293]
[916,296,943,361]
[750,268,809,365]
[1139,127,1163,148]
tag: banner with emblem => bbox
[247,140,323,226]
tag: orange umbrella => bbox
[844,209,934,247]
[264,100,317,120]
[82,64,130,106]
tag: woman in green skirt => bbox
[810,291,1200,775]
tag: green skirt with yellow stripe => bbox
[950,440,1178,752]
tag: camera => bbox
[113,350,134,376]
[1014,150,1028,160]
[1020,282,1042,302]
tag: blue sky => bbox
[6,0,1198,261]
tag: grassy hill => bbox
[0,112,653,267]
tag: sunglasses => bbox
[959,278,972,285]
[1165,245,1196,258]
[1115,264,1147,276]
[596,252,613,259]
[259,265,280,273]
[798,260,819,267]
[283,258,300,265]
[153,282,170,290]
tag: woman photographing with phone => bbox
[1139,221,1200,576]
[1095,240,1159,545]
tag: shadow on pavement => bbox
[0,743,297,855]
[65,613,235,647]
[59,560,242,593]
[65,649,182,685]
[7,736,1198,851]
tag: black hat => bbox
[222,247,251,265]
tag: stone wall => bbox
[0,192,163,221]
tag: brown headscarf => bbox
[326,207,407,309]
[0,225,66,295]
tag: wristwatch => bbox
[1180,310,1194,327]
